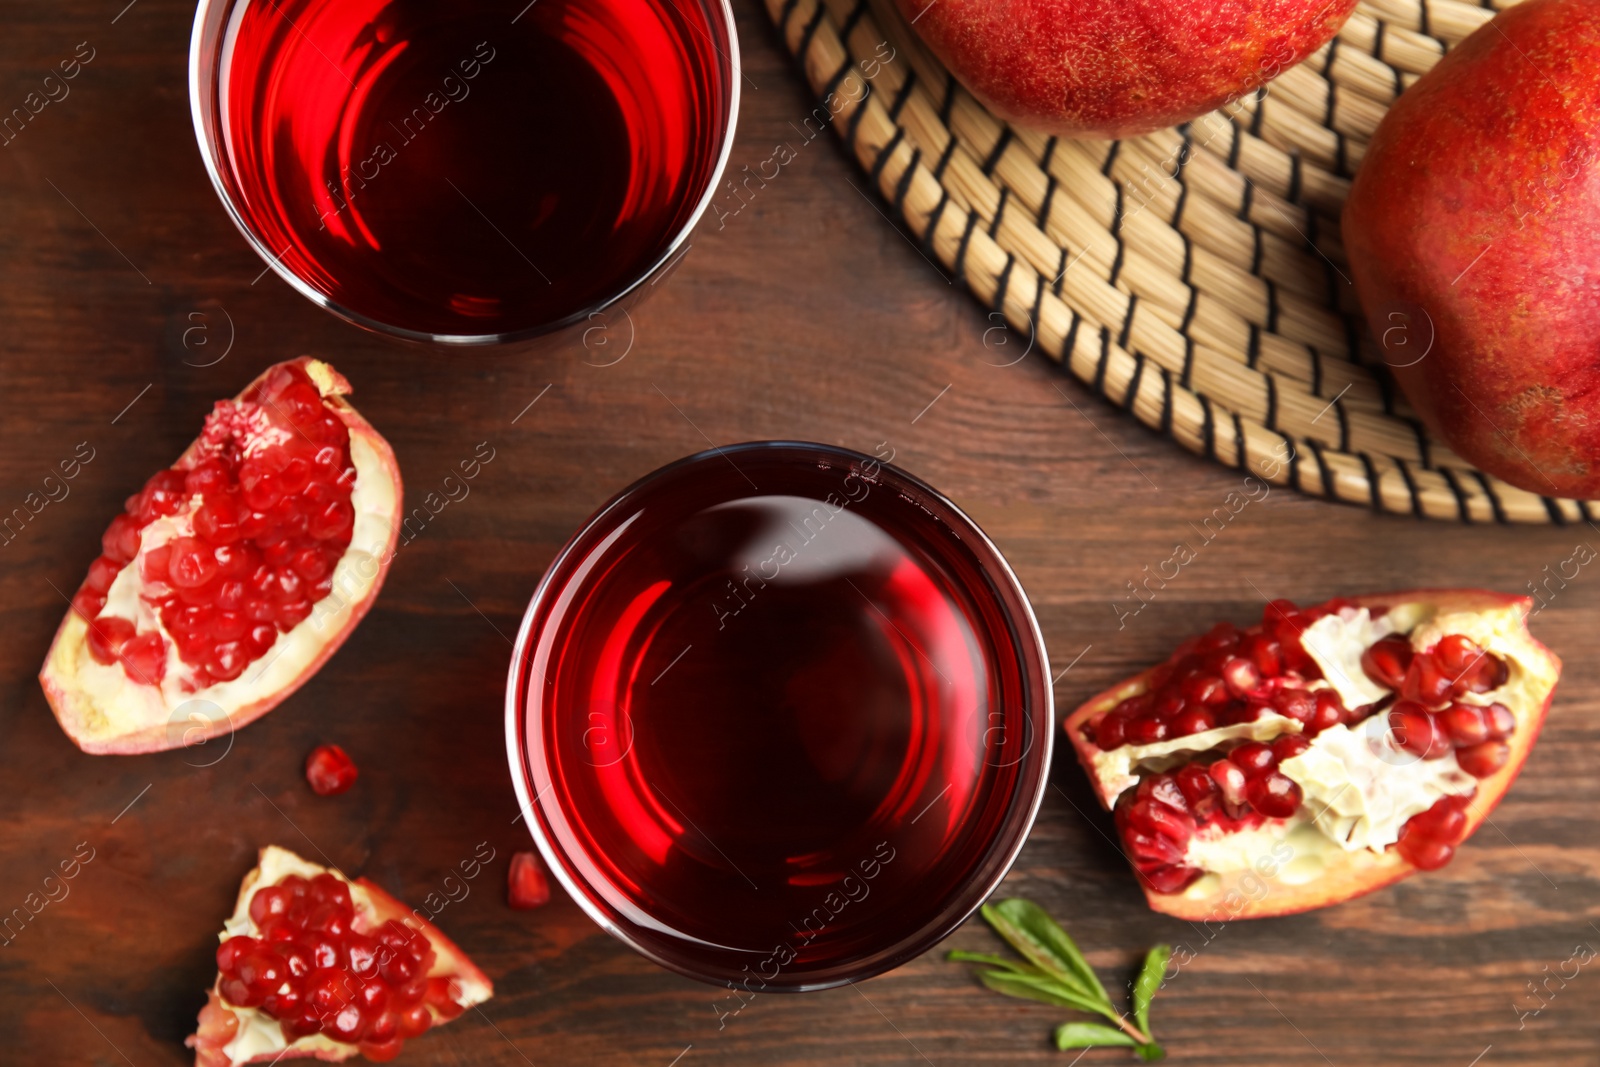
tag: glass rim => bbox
[503,441,1056,991]
[186,0,742,347]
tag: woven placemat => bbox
[763,0,1595,524]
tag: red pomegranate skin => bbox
[1343,0,1600,498]
[894,0,1357,138]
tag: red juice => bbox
[210,0,731,338]
[508,444,1052,989]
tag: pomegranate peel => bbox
[40,358,402,754]
[1065,590,1559,920]
[187,846,493,1066]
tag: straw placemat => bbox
[763,0,1593,524]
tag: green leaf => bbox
[977,970,1112,1016]
[1136,1042,1168,1061]
[1132,943,1171,1036]
[1052,1022,1139,1050]
[945,950,1039,974]
[981,899,1110,1005]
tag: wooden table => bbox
[3,2,1595,1064]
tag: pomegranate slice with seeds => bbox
[1067,590,1559,919]
[186,846,492,1067]
[40,359,402,754]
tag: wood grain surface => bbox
[2,2,1597,1065]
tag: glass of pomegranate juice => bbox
[190,0,738,344]
[506,443,1054,989]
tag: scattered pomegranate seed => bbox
[305,745,359,796]
[507,852,552,910]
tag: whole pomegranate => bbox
[894,0,1358,138]
[1343,0,1600,497]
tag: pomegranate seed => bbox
[250,885,293,926]
[397,1003,432,1038]
[1439,703,1490,746]
[508,851,552,909]
[305,744,359,796]
[1225,703,1269,725]
[1271,735,1310,762]
[1183,672,1229,706]
[1124,828,1186,866]
[1271,688,1315,724]
[1175,764,1220,807]
[360,1037,405,1062]
[1302,690,1340,735]
[1170,707,1217,736]
[1432,633,1478,674]
[1456,740,1510,778]
[85,555,123,596]
[193,497,242,545]
[1220,656,1262,697]
[1139,864,1204,894]
[1397,830,1455,870]
[1230,741,1277,777]
[1142,772,1190,812]
[1467,654,1509,694]
[85,616,137,665]
[1239,633,1283,678]
[1410,795,1471,841]
[1245,772,1302,819]
[120,631,167,685]
[1484,702,1516,740]
[425,977,466,1020]
[1389,701,1450,759]
[1126,715,1168,744]
[1264,599,1302,631]
[1197,621,1240,652]
[102,513,143,562]
[1093,712,1128,749]
[1360,635,1413,690]
[1401,652,1454,705]
[1123,796,1194,846]
[1151,688,1186,718]
[72,589,107,618]
[166,537,219,588]
[1210,759,1249,808]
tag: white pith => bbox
[212,846,492,1065]
[1098,603,1551,898]
[42,377,397,748]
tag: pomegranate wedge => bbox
[187,846,493,1066]
[1066,591,1560,919]
[40,358,402,754]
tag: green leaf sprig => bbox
[948,898,1170,1060]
